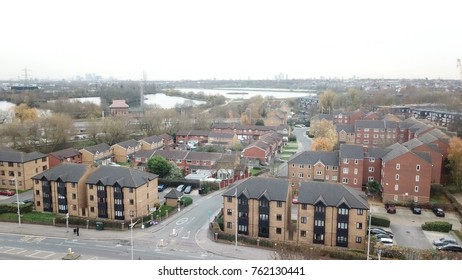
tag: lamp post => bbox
[14,174,20,226]
[129,210,138,260]
[366,207,372,260]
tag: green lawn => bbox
[0,211,56,224]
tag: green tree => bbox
[367,181,381,197]
[147,156,173,178]
[255,119,264,126]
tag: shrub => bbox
[181,196,193,207]
[371,215,391,227]
[421,221,453,232]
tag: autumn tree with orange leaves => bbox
[448,136,462,189]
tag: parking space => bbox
[371,203,462,250]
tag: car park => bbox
[176,185,185,192]
[184,185,192,194]
[377,237,394,246]
[433,237,458,247]
[411,203,422,214]
[374,233,393,240]
[437,244,462,252]
[385,203,396,214]
[0,189,16,196]
[432,207,445,217]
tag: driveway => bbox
[370,203,462,249]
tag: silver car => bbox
[433,237,458,247]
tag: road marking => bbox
[182,231,190,239]
[32,237,45,243]
[176,218,188,225]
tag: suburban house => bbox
[184,151,223,176]
[158,134,175,149]
[336,124,355,144]
[211,123,289,142]
[139,135,164,151]
[207,132,239,148]
[111,139,142,163]
[222,177,291,242]
[176,130,210,146]
[48,148,82,168]
[287,151,340,191]
[79,143,113,165]
[0,149,49,191]
[264,109,287,126]
[32,164,159,221]
[241,132,283,166]
[333,110,364,124]
[109,99,129,116]
[296,181,369,250]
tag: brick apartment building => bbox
[339,144,364,190]
[48,148,82,168]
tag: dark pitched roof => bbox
[223,177,289,202]
[365,147,388,159]
[298,181,369,210]
[288,151,339,166]
[152,150,189,160]
[0,149,46,163]
[414,151,433,165]
[86,166,158,188]
[164,189,183,199]
[185,152,222,162]
[339,144,364,160]
[133,149,157,158]
[80,143,111,154]
[355,120,398,129]
[49,148,80,160]
[208,132,235,139]
[336,124,355,133]
[114,139,140,149]
[141,135,163,143]
[382,145,410,162]
[32,163,90,182]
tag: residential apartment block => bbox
[79,143,113,165]
[296,181,369,250]
[0,149,49,191]
[111,139,142,163]
[32,164,159,221]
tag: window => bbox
[277,201,282,207]
[369,157,375,163]
[89,195,94,201]
[8,171,14,176]
[394,184,399,191]
[416,164,420,171]
[300,230,307,237]
[259,200,269,207]
[354,178,358,185]
[343,168,349,174]
[115,211,123,217]
[301,203,307,210]
[415,186,419,192]
[354,168,358,175]
[337,236,348,243]
[332,166,338,171]
[276,228,282,234]
[259,214,269,221]
[342,178,348,184]
[338,208,349,215]
[129,199,134,205]
[72,194,76,199]
[368,167,374,172]
[315,206,325,212]
[300,217,307,224]
[227,209,232,215]
[368,176,374,181]
[129,188,134,193]
[314,219,324,226]
[316,170,322,175]
[356,222,363,229]
[238,212,247,218]
[415,175,420,182]
[356,236,362,243]
[227,222,232,229]
[354,159,359,165]
[314,233,324,241]
[227,197,232,203]
[396,163,400,170]
[332,175,338,181]
[299,164,304,168]
[291,173,295,177]
[299,173,304,178]
[343,159,349,164]
[35,190,40,195]
[338,222,348,229]
[395,174,399,180]
[276,214,282,221]
[90,207,95,213]
[357,209,364,215]
[18,172,21,177]
[72,205,77,211]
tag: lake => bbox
[176,88,317,99]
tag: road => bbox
[277,127,312,178]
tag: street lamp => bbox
[366,207,372,260]
[14,174,21,226]
[129,210,139,260]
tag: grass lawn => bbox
[0,211,56,224]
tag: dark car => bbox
[385,203,396,214]
[0,189,16,196]
[411,203,422,214]
[437,244,462,252]
[368,227,394,238]
[433,207,445,217]
[184,185,192,194]
[157,184,166,192]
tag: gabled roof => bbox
[339,144,364,160]
[185,152,223,162]
[382,145,410,162]
[49,148,80,160]
[288,151,339,166]
[109,99,128,108]
[208,132,235,139]
[414,151,433,165]
[355,120,398,129]
[336,124,355,133]
[80,143,111,154]
[164,189,183,199]
[32,163,90,182]
[222,177,289,202]
[152,150,189,160]
[298,181,368,209]
[86,166,157,188]
[141,135,163,143]
[113,139,140,149]
[133,149,157,158]
[365,147,388,158]
[0,149,46,163]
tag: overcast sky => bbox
[1,0,461,81]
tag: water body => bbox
[144,93,205,109]
[176,88,316,99]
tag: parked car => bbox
[374,233,393,240]
[157,184,166,192]
[184,185,192,194]
[176,185,185,192]
[10,201,25,205]
[0,189,16,196]
[411,203,422,214]
[274,158,285,163]
[22,199,34,204]
[437,244,462,252]
[432,207,445,217]
[377,237,394,246]
[368,227,394,238]
[385,203,396,214]
[433,237,458,247]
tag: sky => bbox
[1,0,462,81]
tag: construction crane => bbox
[457,59,462,83]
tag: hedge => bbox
[421,221,453,232]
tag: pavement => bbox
[0,204,275,260]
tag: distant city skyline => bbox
[1,0,462,81]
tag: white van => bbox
[378,237,394,246]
